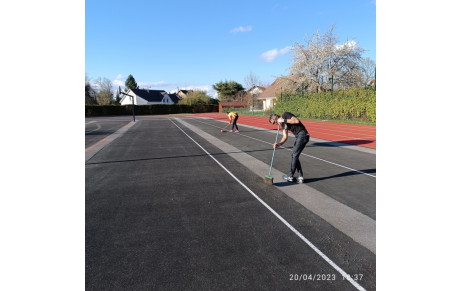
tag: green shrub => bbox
[275,88,376,123]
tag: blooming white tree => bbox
[283,25,365,93]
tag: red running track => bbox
[192,112,376,149]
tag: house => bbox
[119,88,180,105]
[257,78,282,111]
[168,93,181,104]
[246,86,265,110]
[247,86,265,97]
[177,90,193,99]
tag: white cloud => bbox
[171,85,217,98]
[182,85,212,92]
[113,74,125,89]
[112,76,171,91]
[230,25,252,33]
[138,81,170,88]
[113,79,124,86]
[260,46,292,62]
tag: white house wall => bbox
[249,88,263,95]
[162,95,172,104]
[120,94,149,105]
[119,90,176,105]
[263,97,276,111]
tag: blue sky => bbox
[85,0,376,97]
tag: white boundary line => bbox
[170,119,367,291]
[191,118,376,178]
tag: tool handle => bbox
[268,124,280,177]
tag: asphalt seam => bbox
[175,117,376,254]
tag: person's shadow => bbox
[274,168,376,186]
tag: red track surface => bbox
[192,112,376,149]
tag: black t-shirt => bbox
[282,112,308,136]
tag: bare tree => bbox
[244,72,263,107]
[244,71,261,90]
[95,77,114,105]
[360,57,376,86]
[286,25,364,93]
[85,73,97,105]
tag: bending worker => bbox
[226,111,239,133]
[268,112,309,183]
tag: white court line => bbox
[191,118,376,178]
[170,119,366,291]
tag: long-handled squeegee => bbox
[264,124,280,185]
[220,122,232,133]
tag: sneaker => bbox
[283,174,294,182]
[297,176,304,183]
[229,130,233,132]
[235,130,239,133]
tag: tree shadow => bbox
[85,148,274,165]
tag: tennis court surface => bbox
[86,114,376,290]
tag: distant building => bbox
[119,89,180,105]
[247,86,265,97]
[246,86,265,110]
[257,79,282,111]
[177,90,193,99]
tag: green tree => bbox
[113,91,121,105]
[212,80,244,102]
[178,90,218,105]
[125,74,138,91]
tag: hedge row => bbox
[85,104,219,116]
[275,88,376,123]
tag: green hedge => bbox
[275,88,376,123]
[85,104,219,116]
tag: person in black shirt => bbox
[269,112,310,183]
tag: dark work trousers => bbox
[289,132,309,177]
[232,115,239,131]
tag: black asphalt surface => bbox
[85,116,376,290]
[85,116,135,148]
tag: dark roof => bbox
[168,93,180,104]
[131,88,167,102]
